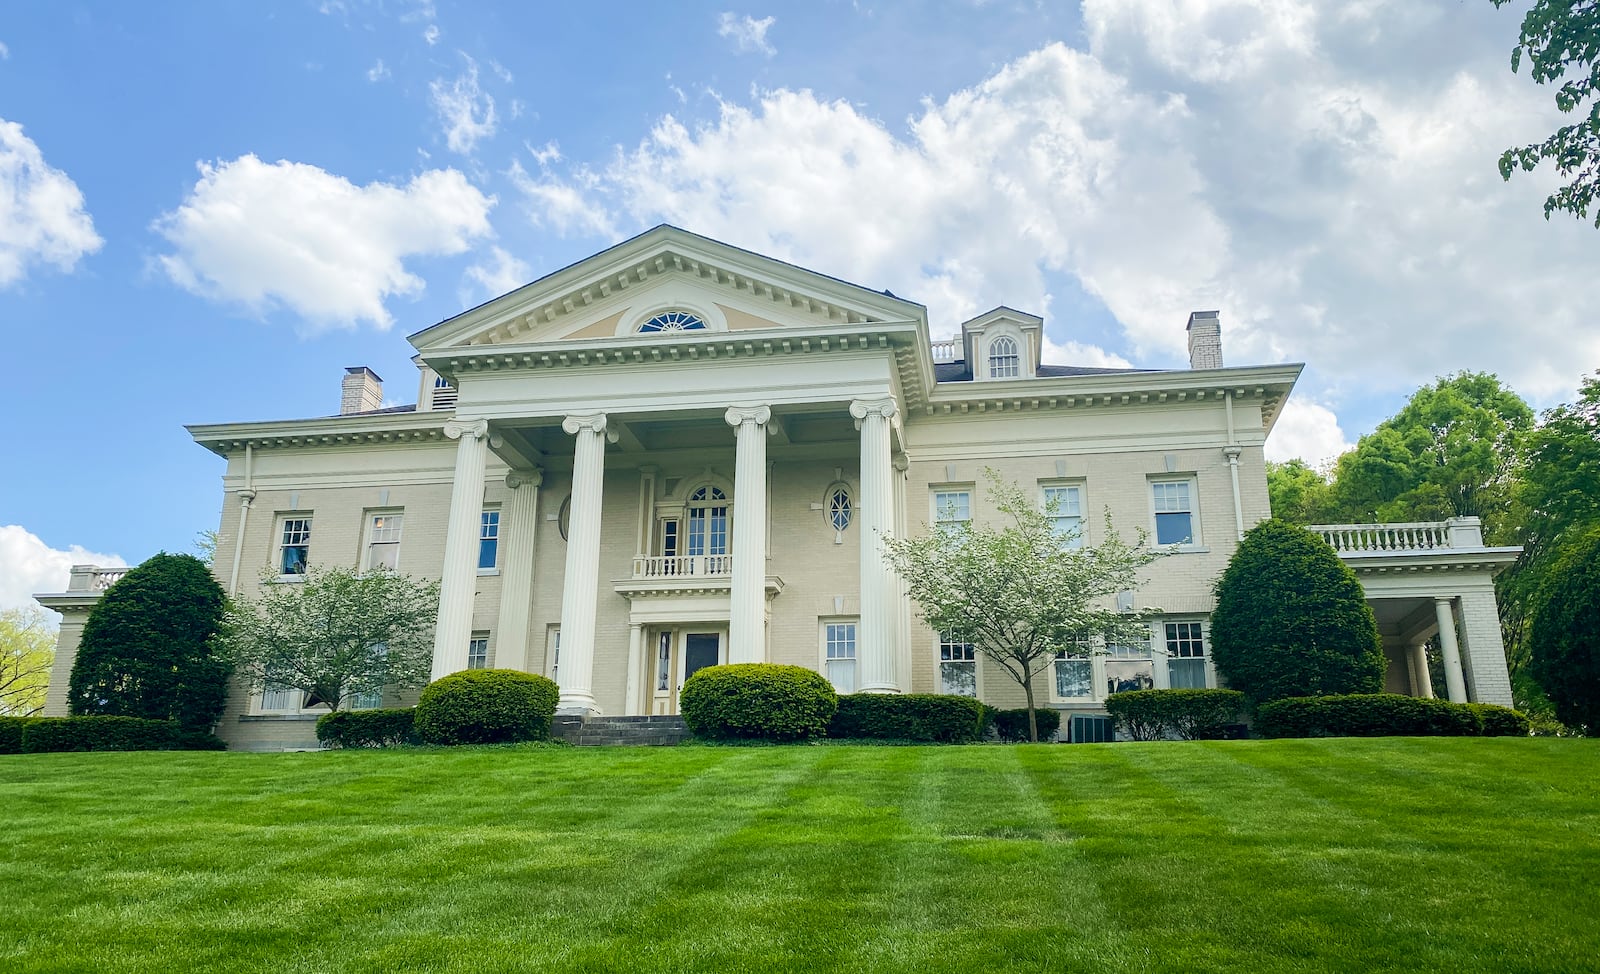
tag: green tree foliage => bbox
[883,470,1159,742]
[218,565,439,712]
[1210,520,1386,707]
[1528,525,1600,733]
[1492,0,1600,225]
[1266,459,1337,523]
[0,607,55,717]
[67,553,230,730]
[1327,373,1533,537]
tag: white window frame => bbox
[1050,635,1097,703]
[1162,618,1211,690]
[364,511,405,572]
[477,509,500,575]
[1040,481,1086,549]
[821,619,859,694]
[1150,477,1201,548]
[546,626,561,683]
[276,516,312,580]
[988,335,1021,379]
[467,631,490,670]
[936,633,979,698]
[930,486,973,536]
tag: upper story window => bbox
[1042,484,1084,549]
[988,336,1020,379]
[1152,480,1196,546]
[932,489,972,536]
[827,484,853,534]
[639,310,707,333]
[478,511,500,570]
[687,485,729,557]
[366,513,404,571]
[431,375,458,409]
[279,517,312,577]
[468,633,490,670]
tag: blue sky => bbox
[3,0,1597,612]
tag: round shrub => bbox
[414,670,559,745]
[1468,703,1532,737]
[827,693,992,743]
[1105,688,1247,741]
[679,664,837,741]
[317,708,418,748]
[1210,520,1385,706]
[992,707,1062,743]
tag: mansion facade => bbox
[38,226,1519,749]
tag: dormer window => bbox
[988,336,1020,379]
[639,310,707,333]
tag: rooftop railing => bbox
[1308,518,1485,553]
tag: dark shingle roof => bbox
[934,360,1149,383]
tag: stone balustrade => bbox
[630,554,733,579]
[930,339,959,363]
[65,564,131,592]
[1308,517,1485,553]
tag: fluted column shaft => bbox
[852,397,901,693]
[726,405,771,663]
[432,419,489,680]
[1435,597,1468,703]
[493,468,542,672]
[1410,642,1435,699]
[557,413,615,713]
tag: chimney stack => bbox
[1186,311,1222,370]
[341,367,383,415]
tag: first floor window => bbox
[933,489,971,535]
[1152,480,1195,546]
[279,517,311,576]
[1165,621,1208,689]
[1043,484,1084,548]
[824,621,858,693]
[349,688,382,710]
[478,511,500,570]
[260,681,301,711]
[1106,632,1155,695]
[366,513,404,570]
[1053,640,1093,699]
[468,633,490,670]
[938,635,977,697]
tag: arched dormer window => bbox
[686,485,729,557]
[988,335,1021,379]
[638,310,707,333]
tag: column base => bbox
[556,700,603,718]
[857,683,901,695]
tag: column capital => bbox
[724,404,772,429]
[850,396,899,430]
[443,418,489,441]
[1223,445,1242,459]
[892,452,910,473]
[506,467,544,490]
[562,412,620,442]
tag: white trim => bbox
[618,288,729,336]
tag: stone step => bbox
[552,714,692,746]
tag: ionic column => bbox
[851,396,901,693]
[431,419,490,680]
[556,413,616,714]
[1410,641,1435,699]
[726,405,772,664]
[493,468,542,672]
[1434,598,1468,703]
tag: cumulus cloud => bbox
[718,13,776,56]
[1265,397,1354,466]
[430,54,497,154]
[153,155,495,330]
[366,58,390,82]
[0,118,102,288]
[0,525,124,618]
[463,245,531,300]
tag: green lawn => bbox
[1,739,1596,974]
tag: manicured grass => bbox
[1,739,1596,973]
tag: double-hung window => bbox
[1106,630,1156,695]
[1053,638,1094,700]
[366,513,404,571]
[478,511,500,570]
[1043,484,1084,548]
[938,634,977,697]
[932,489,971,536]
[823,621,858,693]
[278,517,312,577]
[1152,480,1196,546]
[468,633,490,670]
[1164,621,1208,689]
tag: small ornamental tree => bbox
[67,552,230,730]
[1528,526,1600,734]
[1,607,56,717]
[1210,520,1385,707]
[884,470,1160,742]
[218,565,439,712]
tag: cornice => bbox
[1338,547,1523,577]
[187,411,451,457]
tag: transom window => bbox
[638,310,707,333]
[1152,480,1195,546]
[824,622,858,693]
[279,518,311,576]
[366,513,404,571]
[827,484,852,533]
[478,511,500,570]
[938,635,977,697]
[1165,621,1208,689]
[933,489,972,535]
[988,335,1021,378]
[1043,485,1084,549]
[687,486,729,557]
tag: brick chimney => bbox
[341,367,383,415]
[1186,311,1223,370]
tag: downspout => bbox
[228,443,256,595]
[1224,392,1245,540]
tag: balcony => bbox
[1306,517,1519,578]
[630,554,732,579]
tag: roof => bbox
[933,360,1151,383]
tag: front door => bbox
[648,628,727,715]
[683,633,720,683]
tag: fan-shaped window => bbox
[638,310,707,333]
[827,484,852,533]
[989,336,1021,379]
[686,485,729,557]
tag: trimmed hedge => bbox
[1104,689,1247,741]
[18,716,226,752]
[1254,694,1491,738]
[0,717,39,754]
[992,707,1062,743]
[827,693,992,743]
[680,664,837,741]
[414,669,560,745]
[1468,703,1533,737]
[317,708,418,748]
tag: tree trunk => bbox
[1023,672,1038,742]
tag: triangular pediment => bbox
[409,225,926,354]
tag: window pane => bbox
[1169,658,1207,689]
[261,683,299,711]
[467,637,489,669]
[279,518,311,575]
[1106,660,1155,694]
[934,491,971,533]
[939,661,977,697]
[1055,658,1092,698]
[656,633,671,691]
[1155,511,1193,545]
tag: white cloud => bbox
[489,59,513,83]
[153,155,495,331]
[0,41,10,59]
[1265,397,1354,466]
[507,159,616,239]
[366,58,390,82]
[0,118,103,288]
[718,13,776,56]
[423,24,440,45]
[463,245,531,300]
[430,54,497,155]
[0,525,124,619]
[1044,337,1134,370]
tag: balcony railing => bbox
[631,554,733,579]
[930,339,960,363]
[1308,518,1484,554]
[65,564,131,592]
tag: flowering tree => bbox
[218,565,439,712]
[0,607,55,717]
[883,470,1161,741]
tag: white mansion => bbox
[39,227,1519,748]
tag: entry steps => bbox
[552,714,692,747]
